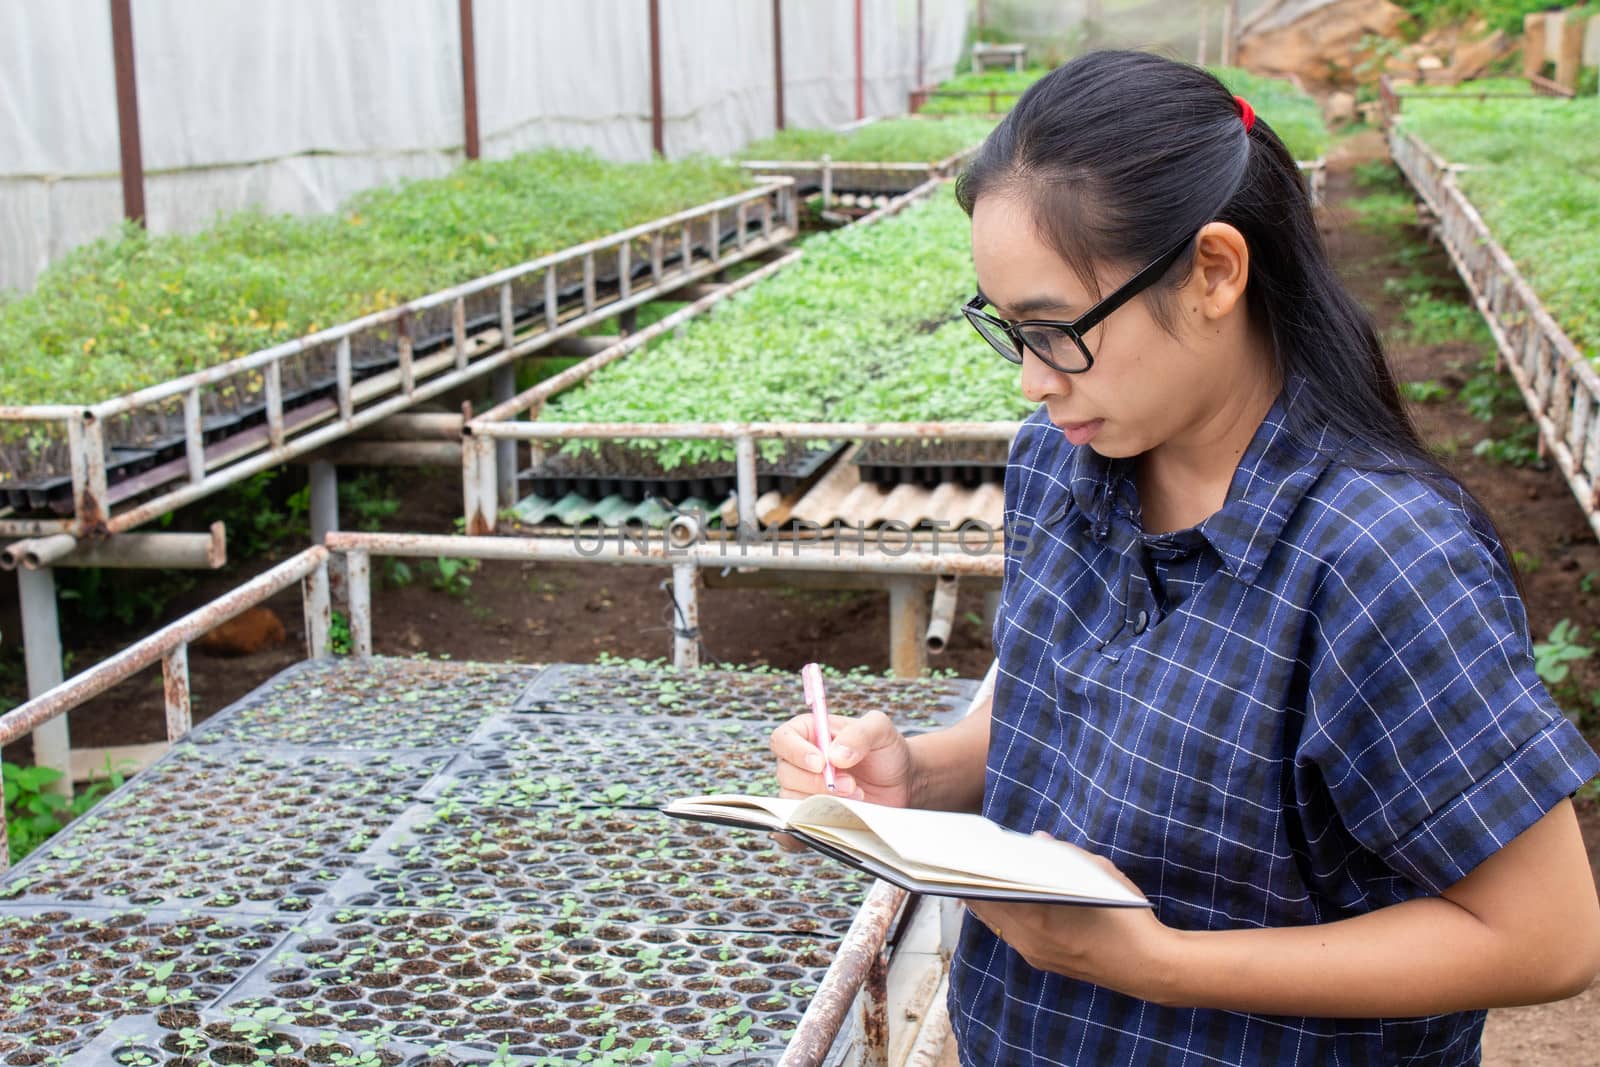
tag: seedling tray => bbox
[189,657,547,750]
[511,663,978,731]
[0,744,444,914]
[850,438,1010,489]
[210,906,839,1064]
[0,904,297,1064]
[520,441,848,506]
[418,714,782,807]
[329,803,867,936]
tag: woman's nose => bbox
[1020,349,1071,405]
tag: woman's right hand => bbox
[769,709,915,809]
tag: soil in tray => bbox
[521,439,846,504]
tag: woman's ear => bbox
[1188,221,1250,321]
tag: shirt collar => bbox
[1063,377,1334,585]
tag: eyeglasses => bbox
[963,231,1197,375]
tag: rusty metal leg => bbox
[347,549,373,657]
[162,644,191,741]
[493,365,517,511]
[303,559,331,659]
[671,561,701,669]
[888,578,931,679]
[18,566,71,797]
[858,948,891,1067]
[310,460,346,609]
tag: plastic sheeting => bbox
[0,0,967,295]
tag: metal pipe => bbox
[778,881,907,1066]
[888,578,932,678]
[347,549,373,657]
[854,0,865,121]
[322,531,1004,577]
[18,566,71,798]
[0,547,328,750]
[109,0,145,225]
[162,644,191,741]
[458,0,480,160]
[18,525,226,571]
[648,0,665,156]
[472,418,1018,442]
[493,364,518,509]
[925,573,960,653]
[3,533,77,571]
[303,558,332,659]
[671,562,700,669]
[309,461,340,546]
[773,0,785,130]
[735,434,758,540]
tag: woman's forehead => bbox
[970,195,1092,312]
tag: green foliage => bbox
[739,117,995,162]
[547,189,1033,468]
[1400,379,1451,403]
[0,150,750,406]
[1534,619,1600,726]
[1397,293,1493,347]
[1391,0,1600,35]
[3,760,126,864]
[1347,190,1417,231]
[918,68,1049,114]
[1210,67,1331,161]
[1399,98,1600,363]
[1472,422,1540,466]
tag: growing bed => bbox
[0,150,796,537]
[0,655,977,1065]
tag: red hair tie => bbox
[1234,95,1256,133]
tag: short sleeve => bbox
[1297,497,1600,894]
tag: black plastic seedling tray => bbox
[520,441,848,506]
[850,438,1010,490]
[0,657,971,1063]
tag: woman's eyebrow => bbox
[979,289,1076,318]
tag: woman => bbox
[770,51,1600,1065]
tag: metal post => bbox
[735,434,758,541]
[1221,0,1239,65]
[925,574,959,653]
[17,567,70,797]
[983,588,1002,631]
[854,0,865,121]
[888,578,931,679]
[671,562,700,669]
[493,365,517,509]
[648,0,665,156]
[161,644,191,741]
[309,461,340,545]
[303,559,332,659]
[347,549,373,657]
[915,0,925,91]
[109,0,145,226]
[458,0,480,159]
[772,0,786,130]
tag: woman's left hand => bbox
[964,835,1175,1003]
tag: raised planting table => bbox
[0,656,979,1066]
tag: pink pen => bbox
[800,663,837,792]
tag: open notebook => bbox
[661,794,1149,907]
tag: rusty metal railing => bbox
[741,147,974,210]
[1389,123,1600,541]
[0,180,798,552]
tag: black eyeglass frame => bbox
[963,231,1198,375]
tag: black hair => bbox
[956,49,1511,566]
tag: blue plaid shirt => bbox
[949,382,1600,1066]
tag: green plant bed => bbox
[917,68,1050,114]
[544,188,1033,469]
[1398,97,1600,360]
[0,151,753,408]
[738,117,995,163]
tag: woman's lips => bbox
[1058,419,1104,446]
